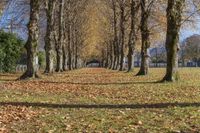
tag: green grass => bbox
[0,68,200,132]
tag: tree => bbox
[118,0,126,71]
[66,0,72,70]
[19,0,40,79]
[162,0,185,82]
[127,0,140,72]
[111,0,120,70]
[55,0,65,72]
[0,31,23,72]
[136,0,154,76]
[44,0,56,74]
[184,34,200,66]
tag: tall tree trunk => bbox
[62,44,68,71]
[127,0,139,72]
[119,0,125,71]
[72,28,76,69]
[162,0,185,82]
[112,55,116,70]
[19,0,39,80]
[68,24,72,70]
[75,40,78,69]
[74,29,78,69]
[112,0,119,70]
[115,51,120,70]
[67,0,72,70]
[137,0,150,76]
[56,0,64,72]
[105,43,109,68]
[44,0,56,74]
[62,22,68,71]
[109,41,113,69]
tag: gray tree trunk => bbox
[75,41,78,69]
[67,24,72,70]
[127,0,139,72]
[62,43,68,71]
[111,0,119,70]
[163,0,185,82]
[44,0,56,74]
[19,0,39,80]
[119,0,125,71]
[108,41,113,69]
[137,0,150,76]
[56,0,64,72]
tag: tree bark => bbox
[62,44,68,71]
[115,52,120,70]
[127,0,139,72]
[108,41,113,69]
[119,0,125,71]
[68,24,72,70]
[63,13,69,71]
[66,0,72,70]
[162,0,185,82]
[105,42,109,68]
[19,0,39,80]
[72,27,76,69]
[75,41,78,69]
[111,0,119,70]
[44,0,56,74]
[137,0,150,76]
[55,0,64,72]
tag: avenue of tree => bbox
[1,0,200,82]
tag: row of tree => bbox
[19,0,89,79]
[1,0,200,82]
[100,0,199,82]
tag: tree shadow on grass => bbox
[0,79,16,82]
[39,81,160,86]
[0,102,200,109]
[0,74,17,77]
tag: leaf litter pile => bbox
[0,68,200,132]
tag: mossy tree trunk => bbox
[162,0,185,82]
[44,0,56,74]
[19,0,39,80]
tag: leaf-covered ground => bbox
[0,68,200,132]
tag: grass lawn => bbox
[0,68,200,132]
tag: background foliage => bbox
[0,31,24,72]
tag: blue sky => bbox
[0,0,29,40]
[180,25,200,41]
